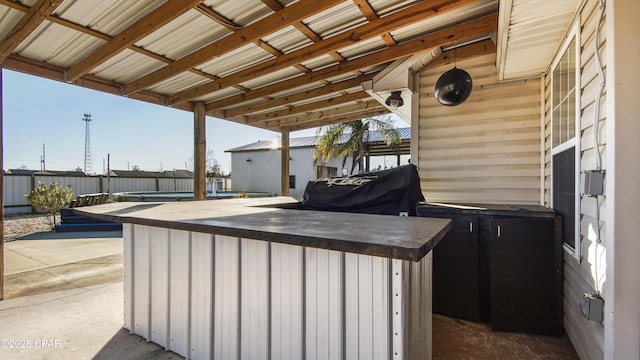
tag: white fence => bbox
[2,174,197,215]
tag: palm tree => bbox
[313,116,401,175]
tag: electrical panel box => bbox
[580,293,604,322]
[580,170,604,197]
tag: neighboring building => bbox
[226,128,410,199]
[107,169,231,191]
[107,169,170,178]
[7,169,88,177]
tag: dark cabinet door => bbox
[432,215,481,321]
[489,217,562,336]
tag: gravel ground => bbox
[2,213,54,241]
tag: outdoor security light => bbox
[385,91,404,108]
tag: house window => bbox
[551,34,579,253]
[553,147,576,250]
[316,166,337,179]
[289,175,296,189]
[552,38,576,148]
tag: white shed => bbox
[226,128,411,199]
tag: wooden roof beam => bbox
[224,73,376,118]
[65,0,203,82]
[277,106,390,132]
[205,71,379,114]
[123,0,343,95]
[0,0,63,62]
[263,100,384,129]
[352,0,397,47]
[204,12,497,114]
[429,38,497,67]
[0,0,221,80]
[244,91,372,123]
[169,0,480,105]
[2,53,193,112]
[195,3,241,31]
[260,0,346,62]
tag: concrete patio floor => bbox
[1,230,578,359]
[0,231,179,360]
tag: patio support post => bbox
[604,0,640,357]
[193,101,206,200]
[281,128,290,196]
[1,68,4,300]
[365,146,370,172]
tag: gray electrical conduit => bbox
[592,0,606,294]
[593,0,606,171]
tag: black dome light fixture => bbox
[385,91,404,108]
[434,45,473,106]
[434,68,473,106]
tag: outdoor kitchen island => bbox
[74,197,452,360]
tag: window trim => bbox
[550,22,581,259]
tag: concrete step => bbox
[60,215,110,224]
[55,222,122,232]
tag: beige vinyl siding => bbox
[542,0,606,358]
[417,53,542,205]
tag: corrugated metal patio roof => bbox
[1,0,501,132]
[0,0,577,131]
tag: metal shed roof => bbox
[6,168,88,176]
[226,126,411,152]
[0,0,578,130]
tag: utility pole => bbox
[107,153,111,199]
[40,143,45,171]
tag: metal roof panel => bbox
[368,0,421,17]
[303,1,366,39]
[240,66,304,90]
[300,54,339,71]
[136,9,230,61]
[337,36,387,60]
[268,82,325,99]
[201,87,246,106]
[150,72,211,95]
[391,0,498,43]
[262,25,313,54]
[16,21,102,67]
[498,0,580,79]
[0,5,23,40]
[203,0,273,27]
[54,0,165,36]
[198,43,273,78]
[92,48,167,83]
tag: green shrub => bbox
[25,182,74,228]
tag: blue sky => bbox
[1,69,318,175]
[2,69,407,175]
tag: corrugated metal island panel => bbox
[168,228,190,356]
[124,224,433,360]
